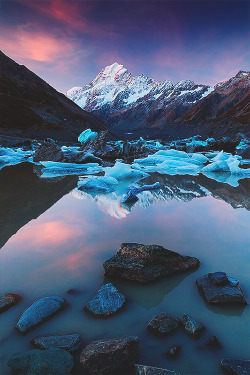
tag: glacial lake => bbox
[0,162,250,375]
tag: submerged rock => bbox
[135,364,181,375]
[33,139,65,162]
[182,313,205,337]
[80,336,139,374]
[147,312,180,336]
[7,348,73,375]
[166,345,181,358]
[206,336,221,348]
[221,358,250,375]
[84,283,126,317]
[196,273,247,304]
[0,293,21,313]
[103,243,200,283]
[32,334,81,352]
[16,296,68,334]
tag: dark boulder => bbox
[208,272,228,286]
[84,283,126,317]
[80,130,108,156]
[182,313,205,337]
[33,139,65,162]
[196,273,247,304]
[135,364,181,375]
[221,358,250,375]
[0,293,21,313]
[7,348,73,375]
[206,336,221,348]
[16,296,68,334]
[80,337,139,374]
[103,243,200,283]
[147,312,180,336]
[32,334,81,352]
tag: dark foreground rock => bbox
[135,364,181,375]
[84,283,126,317]
[221,358,250,375]
[182,313,205,337]
[0,293,21,313]
[7,348,74,375]
[103,243,200,283]
[33,139,65,162]
[32,334,81,352]
[147,312,180,336]
[196,273,247,304]
[80,337,139,374]
[16,296,68,334]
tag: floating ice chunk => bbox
[0,147,34,170]
[202,160,230,173]
[78,129,98,144]
[105,161,149,180]
[189,153,208,164]
[156,149,190,159]
[121,182,161,203]
[77,176,118,194]
[40,161,102,178]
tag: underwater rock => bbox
[84,283,126,317]
[182,313,205,337]
[0,293,21,313]
[103,243,200,283]
[206,336,221,348]
[32,334,81,352]
[221,358,250,375]
[135,364,181,375]
[147,312,180,336]
[16,296,68,334]
[166,345,181,357]
[80,337,139,374]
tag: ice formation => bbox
[121,182,161,203]
[105,161,149,180]
[40,161,103,178]
[0,147,34,170]
[78,129,98,144]
[77,176,118,194]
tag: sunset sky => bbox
[1,0,249,92]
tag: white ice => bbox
[78,129,98,144]
[0,147,34,170]
[105,161,149,180]
[40,161,103,178]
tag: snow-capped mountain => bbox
[66,64,250,137]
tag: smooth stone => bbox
[208,272,228,286]
[182,313,205,337]
[227,276,240,287]
[32,334,81,352]
[84,283,126,317]
[135,364,181,375]
[196,274,247,304]
[16,296,68,334]
[103,243,200,283]
[166,345,181,357]
[147,312,179,336]
[80,336,139,374]
[7,348,74,375]
[0,293,21,313]
[221,358,250,375]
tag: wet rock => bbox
[166,345,181,357]
[0,293,21,313]
[103,243,200,283]
[221,358,250,375]
[135,364,181,375]
[16,296,68,334]
[32,334,81,352]
[206,336,221,348]
[33,139,65,162]
[7,348,73,375]
[80,130,108,156]
[208,272,228,286]
[147,312,180,336]
[182,313,205,337]
[196,274,247,304]
[80,336,139,374]
[84,283,126,317]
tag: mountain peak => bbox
[93,62,129,84]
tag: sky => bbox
[0,0,249,92]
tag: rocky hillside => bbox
[0,51,109,142]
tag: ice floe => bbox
[105,161,149,180]
[40,161,103,178]
[0,147,34,170]
[78,129,98,144]
[77,176,118,194]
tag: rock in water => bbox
[80,337,139,374]
[32,334,81,352]
[7,348,73,375]
[16,296,68,334]
[84,283,126,317]
[221,358,250,375]
[166,346,181,357]
[147,313,180,336]
[33,139,65,162]
[182,313,205,337]
[208,272,228,286]
[103,243,199,283]
[135,364,181,375]
[196,273,247,304]
[0,293,21,313]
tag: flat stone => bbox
[80,336,139,374]
[135,364,181,375]
[84,283,126,317]
[208,272,228,286]
[16,296,68,334]
[182,313,204,337]
[196,274,247,304]
[0,293,21,313]
[221,358,250,375]
[103,243,200,283]
[7,348,74,375]
[147,312,179,336]
[32,334,81,352]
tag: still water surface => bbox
[0,163,249,374]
